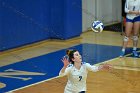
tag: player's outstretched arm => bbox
[98,64,112,71]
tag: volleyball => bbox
[91,20,104,32]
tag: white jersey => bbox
[125,0,140,19]
[59,62,99,93]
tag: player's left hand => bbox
[99,64,112,70]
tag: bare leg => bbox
[120,22,133,57]
[133,22,140,48]
[132,22,140,57]
[122,22,133,49]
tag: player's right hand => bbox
[61,55,69,68]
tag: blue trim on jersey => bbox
[82,62,86,64]
[67,64,73,67]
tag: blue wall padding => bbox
[64,0,82,39]
[49,0,64,39]
[0,0,82,51]
[0,0,50,51]
[50,0,82,39]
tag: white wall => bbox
[97,0,122,24]
[82,0,96,32]
[82,0,122,32]
[97,0,113,23]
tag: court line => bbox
[6,53,140,93]
[5,57,118,93]
[125,50,140,57]
[111,64,140,71]
[6,76,61,93]
[5,57,115,93]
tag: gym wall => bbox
[0,0,82,51]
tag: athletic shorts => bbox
[79,91,86,93]
[126,16,140,23]
[64,89,86,93]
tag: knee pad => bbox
[123,36,129,42]
[132,36,138,41]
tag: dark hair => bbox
[66,49,77,64]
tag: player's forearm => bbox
[60,67,67,73]
[59,67,67,76]
[90,65,100,72]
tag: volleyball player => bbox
[120,0,140,57]
[59,49,111,93]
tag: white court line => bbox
[6,57,118,93]
[6,76,62,93]
[113,65,140,71]
[6,55,140,93]
[95,56,140,71]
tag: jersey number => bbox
[79,76,82,81]
[133,6,135,11]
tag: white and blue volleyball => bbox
[91,20,104,32]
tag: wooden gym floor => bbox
[0,31,140,93]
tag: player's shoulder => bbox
[82,62,86,64]
[67,64,73,68]
[82,62,91,66]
